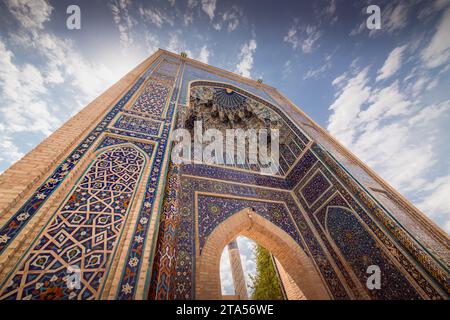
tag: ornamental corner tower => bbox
[0,49,448,300]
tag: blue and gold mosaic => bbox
[0,146,147,299]
[0,52,447,302]
[129,80,170,118]
[113,114,161,137]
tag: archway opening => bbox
[196,208,331,300]
[219,236,307,300]
[220,236,256,300]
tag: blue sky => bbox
[0,0,450,296]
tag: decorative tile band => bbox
[113,114,162,137]
[0,145,149,300]
[0,68,150,255]
[115,62,183,299]
[197,194,304,253]
[128,79,171,118]
[148,162,181,300]
[310,143,447,298]
[175,175,350,300]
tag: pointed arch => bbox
[185,80,312,176]
[196,207,330,300]
[94,141,152,163]
[0,144,148,300]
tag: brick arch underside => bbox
[196,208,331,300]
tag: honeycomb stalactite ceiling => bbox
[184,83,306,175]
[187,85,282,130]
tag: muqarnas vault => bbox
[0,50,448,300]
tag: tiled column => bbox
[227,238,248,300]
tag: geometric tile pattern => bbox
[187,81,310,176]
[197,195,304,252]
[0,54,184,301]
[152,61,179,82]
[115,63,182,300]
[148,163,180,300]
[1,53,448,302]
[326,205,421,300]
[174,174,351,300]
[113,114,161,136]
[129,80,170,118]
[168,135,447,299]
[295,153,445,299]
[97,136,154,158]
[0,74,147,256]
[179,148,319,190]
[299,171,331,206]
[0,146,145,300]
[311,143,449,297]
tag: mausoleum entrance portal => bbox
[0,51,447,301]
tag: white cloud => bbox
[201,0,217,20]
[0,1,125,171]
[6,0,53,30]
[139,6,174,28]
[349,21,366,36]
[167,31,190,55]
[350,2,410,36]
[328,60,450,231]
[165,31,211,64]
[188,0,198,9]
[417,172,450,231]
[301,26,321,53]
[383,2,409,33]
[184,12,194,26]
[284,21,321,53]
[282,60,292,79]
[235,39,257,78]
[144,31,160,54]
[324,0,336,16]
[222,6,244,32]
[0,39,59,135]
[376,45,407,81]
[198,45,210,64]
[321,0,338,24]
[28,33,116,98]
[418,0,450,20]
[445,220,450,233]
[421,7,450,68]
[359,81,411,123]
[328,67,371,146]
[109,0,136,50]
[0,137,23,173]
[331,73,347,87]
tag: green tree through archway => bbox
[249,245,284,300]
